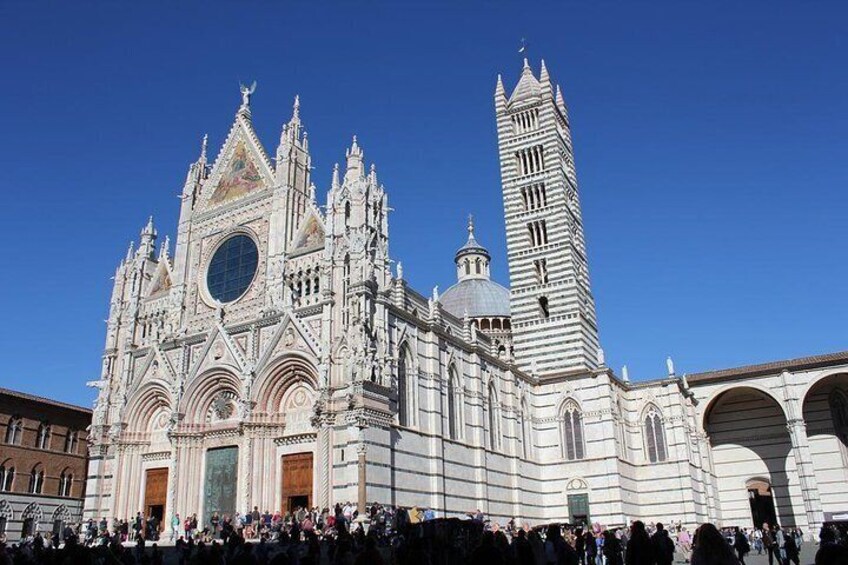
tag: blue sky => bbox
[0,2,846,407]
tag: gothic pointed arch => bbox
[252,353,319,422]
[396,341,415,427]
[52,504,72,523]
[21,501,42,524]
[0,460,14,492]
[486,381,500,449]
[28,463,45,494]
[559,398,585,461]
[180,368,243,426]
[642,403,667,463]
[124,379,173,437]
[446,365,463,440]
[520,395,533,459]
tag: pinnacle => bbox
[200,134,208,162]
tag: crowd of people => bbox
[1,502,847,565]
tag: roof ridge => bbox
[0,387,92,413]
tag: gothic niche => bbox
[207,391,238,423]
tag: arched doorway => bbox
[704,387,797,527]
[747,478,777,528]
[802,372,848,521]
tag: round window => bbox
[206,234,258,303]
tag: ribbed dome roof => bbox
[440,278,511,318]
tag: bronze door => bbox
[281,452,313,512]
[144,467,168,529]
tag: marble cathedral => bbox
[85,59,848,533]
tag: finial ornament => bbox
[293,94,300,119]
[239,80,257,108]
[467,214,474,236]
[396,261,403,280]
[518,37,528,54]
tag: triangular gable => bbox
[255,311,321,372]
[199,115,275,211]
[146,260,173,298]
[289,208,325,254]
[132,345,178,393]
[187,324,249,381]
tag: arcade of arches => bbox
[701,372,848,531]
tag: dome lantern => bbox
[440,217,510,319]
[455,215,491,281]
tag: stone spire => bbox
[158,235,170,262]
[369,163,378,186]
[200,133,208,163]
[331,163,340,190]
[344,136,365,182]
[125,241,135,264]
[138,216,157,258]
[539,59,552,95]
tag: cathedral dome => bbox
[439,217,511,319]
[440,278,511,318]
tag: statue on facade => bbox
[240,80,256,108]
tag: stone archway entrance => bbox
[281,453,313,512]
[704,387,797,527]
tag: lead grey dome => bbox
[439,217,511,319]
[440,278,511,318]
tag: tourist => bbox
[651,522,675,565]
[625,521,652,565]
[677,526,692,561]
[733,526,750,564]
[763,522,781,565]
[691,523,738,565]
[210,510,220,539]
[816,525,848,565]
[602,530,623,565]
[783,530,800,565]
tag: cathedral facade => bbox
[85,60,848,534]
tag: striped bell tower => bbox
[495,58,600,378]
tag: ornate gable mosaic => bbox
[209,141,263,206]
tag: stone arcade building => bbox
[84,59,848,534]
